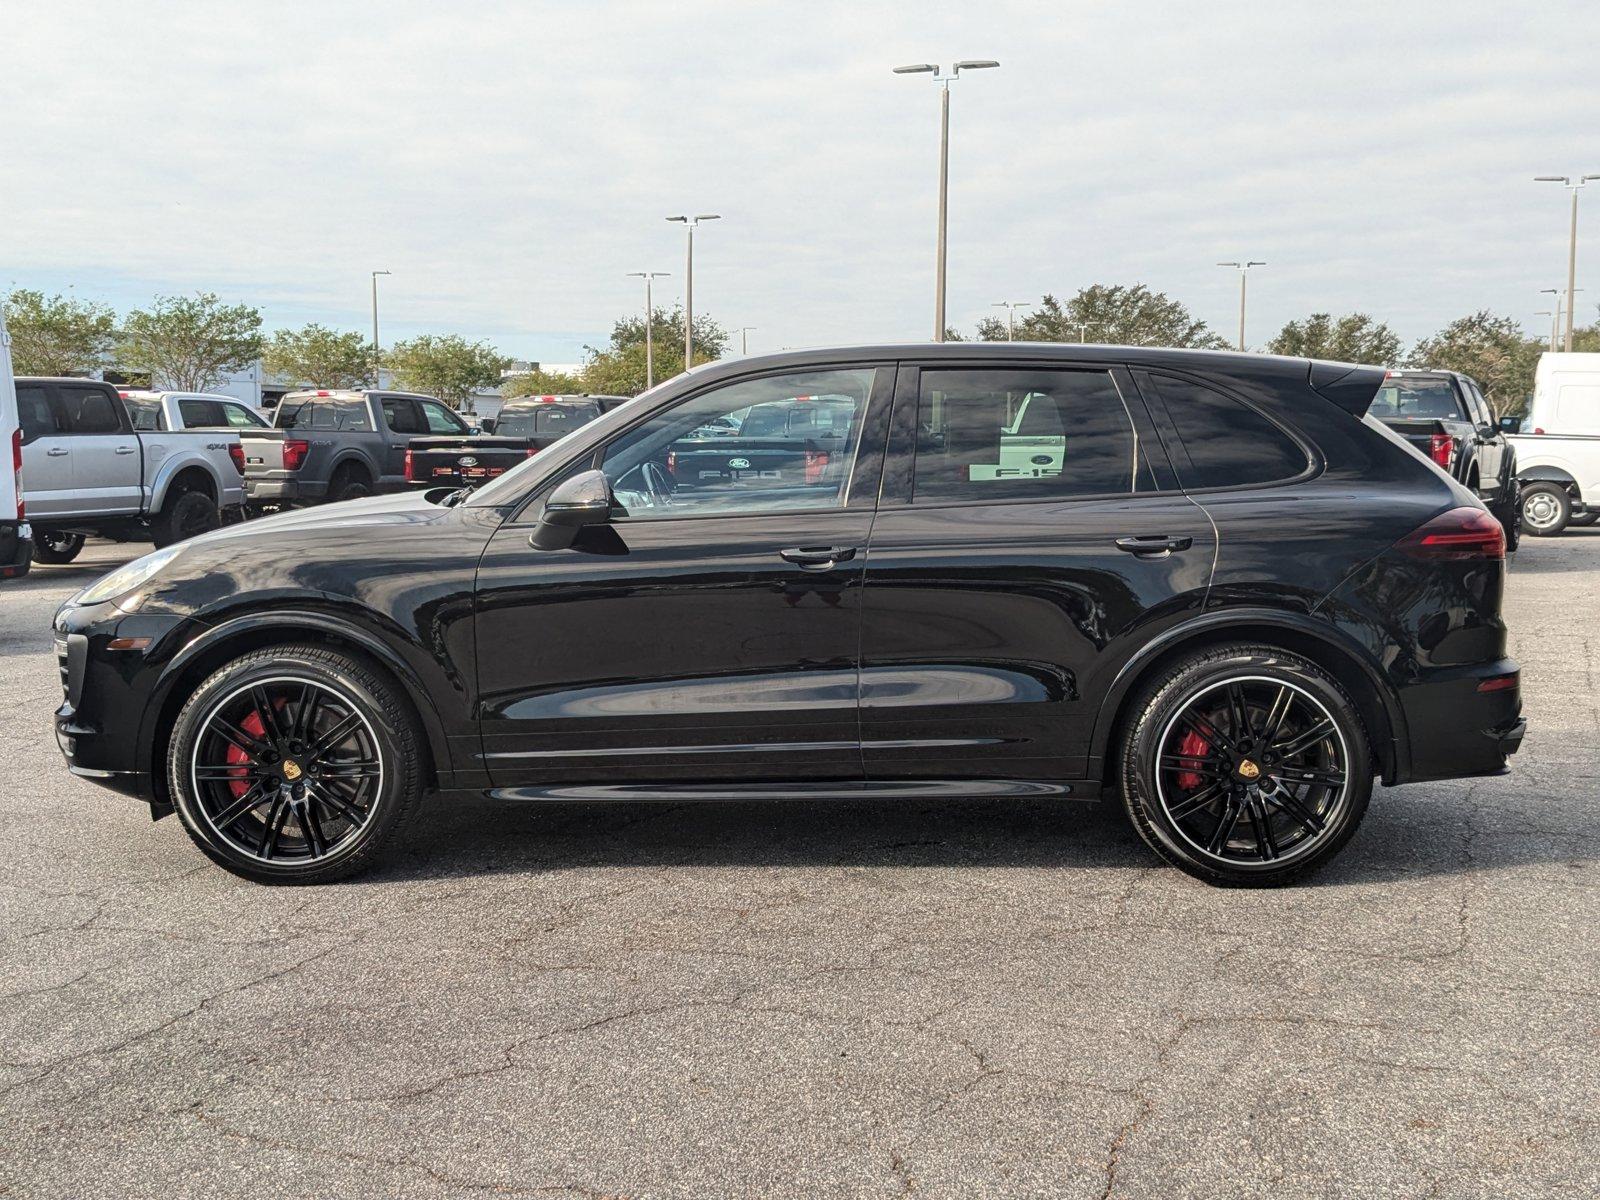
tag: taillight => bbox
[404,449,414,482]
[1397,506,1505,560]
[11,427,23,520]
[227,443,245,474]
[282,439,310,472]
[1427,433,1454,471]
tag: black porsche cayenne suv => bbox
[51,344,1525,887]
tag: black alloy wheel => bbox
[168,645,424,883]
[151,489,221,548]
[32,531,86,564]
[1120,645,1372,887]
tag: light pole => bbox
[1078,322,1106,343]
[735,326,757,355]
[894,60,1000,341]
[666,214,720,371]
[1217,261,1265,351]
[1535,174,1600,352]
[370,270,391,386]
[991,300,1030,340]
[627,271,670,388]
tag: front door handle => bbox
[779,545,857,570]
[1115,534,1193,557]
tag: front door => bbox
[472,365,893,790]
[858,362,1215,785]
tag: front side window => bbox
[418,399,467,434]
[57,387,122,434]
[913,368,1140,503]
[1149,376,1310,489]
[600,368,875,518]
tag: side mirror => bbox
[1497,415,1520,434]
[529,468,614,551]
[481,417,497,434]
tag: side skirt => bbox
[482,779,1102,804]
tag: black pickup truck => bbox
[404,395,608,489]
[1369,369,1520,548]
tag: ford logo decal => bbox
[458,456,478,467]
[729,457,751,469]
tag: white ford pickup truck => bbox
[16,377,246,564]
[1506,352,1600,536]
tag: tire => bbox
[32,531,85,564]
[150,489,221,548]
[328,466,373,504]
[166,644,426,884]
[1492,493,1521,553]
[1570,512,1599,528]
[1519,482,1570,537]
[1118,643,1374,888]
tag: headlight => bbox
[75,546,185,608]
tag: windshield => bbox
[1370,377,1463,421]
[494,401,601,437]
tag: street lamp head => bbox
[1247,261,1267,268]
[953,59,999,71]
[694,214,721,222]
[1584,174,1600,183]
[372,269,391,276]
[1534,176,1570,184]
[893,63,938,74]
[665,215,688,224]
[1217,261,1241,268]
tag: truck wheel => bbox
[1520,483,1570,537]
[32,532,85,565]
[329,467,373,504]
[150,490,221,548]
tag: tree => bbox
[263,324,372,389]
[1267,312,1401,366]
[581,306,728,396]
[117,292,263,392]
[973,286,1228,348]
[502,367,586,397]
[385,334,511,411]
[2,289,117,376]
[1407,311,1544,417]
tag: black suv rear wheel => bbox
[167,644,425,884]
[1119,644,1373,887]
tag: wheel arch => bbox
[149,459,219,510]
[328,452,375,484]
[140,611,450,811]
[1517,465,1578,495]
[1091,610,1407,787]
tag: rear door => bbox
[858,360,1215,786]
[55,383,142,515]
[16,383,74,518]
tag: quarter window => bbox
[600,368,876,517]
[1149,376,1309,489]
[912,368,1142,503]
[178,399,224,428]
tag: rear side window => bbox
[57,386,123,434]
[16,386,59,441]
[913,368,1142,503]
[1148,376,1309,489]
[496,402,601,437]
[178,398,224,428]
[381,398,423,434]
[333,399,372,431]
[280,402,314,429]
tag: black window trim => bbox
[51,381,132,437]
[1131,367,1322,496]
[876,359,1182,512]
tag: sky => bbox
[4,0,1599,364]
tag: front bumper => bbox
[1,520,32,579]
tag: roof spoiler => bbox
[1308,361,1387,418]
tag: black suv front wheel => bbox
[1119,644,1373,887]
[167,644,425,884]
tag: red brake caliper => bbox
[1174,728,1210,791]
[223,711,266,799]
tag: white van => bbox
[1525,352,1600,435]
[0,305,33,578]
[1507,352,1600,534]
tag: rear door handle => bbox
[114,446,137,455]
[47,448,70,457]
[1115,534,1193,557]
[779,545,857,570]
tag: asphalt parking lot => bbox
[1,537,1596,1199]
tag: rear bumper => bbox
[1399,658,1526,782]
[1,520,32,579]
[246,477,325,503]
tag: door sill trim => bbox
[487,779,1099,803]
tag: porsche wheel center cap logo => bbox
[282,760,304,781]
[1237,759,1260,780]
